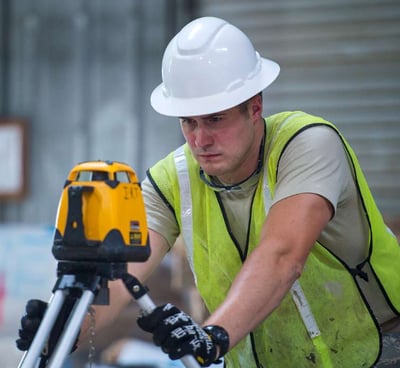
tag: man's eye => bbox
[208,116,222,123]
[181,118,196,127]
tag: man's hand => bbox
[16,299,48,351]
[137,303,220,366]
[16,297,79,360]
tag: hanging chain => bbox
[87,306,96,368]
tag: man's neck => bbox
[200,121,266,192]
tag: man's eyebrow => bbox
[179,112,226,121]
[201,112,226,120]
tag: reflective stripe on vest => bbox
[174,146,196,283]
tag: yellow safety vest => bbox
[148,111,400,367]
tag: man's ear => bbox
[249,94,263,120]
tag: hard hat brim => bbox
[150,57,280,117]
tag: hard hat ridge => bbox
[175,16,226,54]
[151,16,280,117]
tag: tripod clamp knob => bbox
[122,273,150,303]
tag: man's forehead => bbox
[179,106,236,120]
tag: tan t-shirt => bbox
[142,125,398,328]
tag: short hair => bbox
[238,92,263,115]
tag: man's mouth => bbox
[198,153,220,160]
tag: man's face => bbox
[179,97,263,184]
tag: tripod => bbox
[18,261,200,368]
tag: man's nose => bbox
[195,126,213,148]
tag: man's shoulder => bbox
[265,111,333,127]
[265,111,338,147]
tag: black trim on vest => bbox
[316,239,382,366]
[216,185,262,367]
[281,124,399,317]
[146,169,178,224]
[349,260,369,282]
[250,332,263,368]
[275,123,389,289]
[275,123,324,181]
[244,189,258,260]
[215,184,258,263]
[275,124,377,280]
[215,192,246,262]
[341,135,400,316]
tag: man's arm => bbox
[203,192,333,349]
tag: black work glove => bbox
[137,303,218,366]
[16,297,79,362]
[16,299,48,351]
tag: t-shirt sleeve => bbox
[272,125,349,212]
[141,176,180,249]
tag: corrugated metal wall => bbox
[1,0,399,224]
[199,0,400,215]
[0,0,189,224]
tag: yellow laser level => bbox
[52,160,150,262]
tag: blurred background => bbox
[1,0,399,367]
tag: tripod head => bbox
[52,160,151,263]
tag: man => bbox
[17,16,400,367]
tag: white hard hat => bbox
[150,16,280,117]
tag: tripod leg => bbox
[122,273,201,368]
[18,290,67,368]
[48,289,95,368]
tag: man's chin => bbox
[200,165,223,178]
